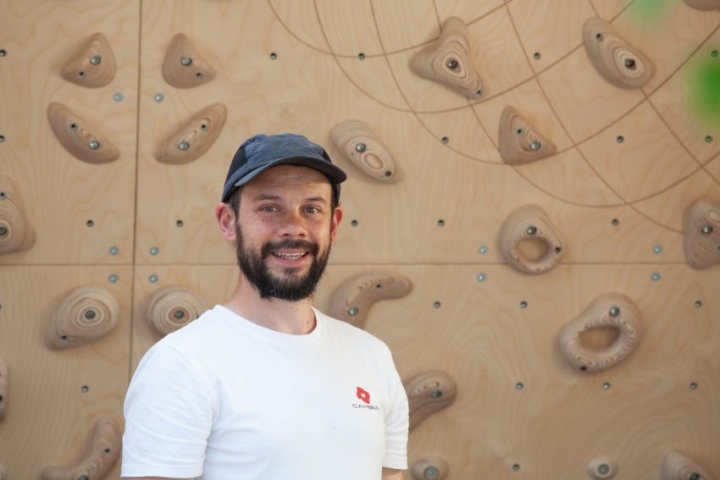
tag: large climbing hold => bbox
[498,205,565,274]
[47,103,121,164]
[45,287,120,350]
[0,175,36,255]
[558,293,643,373]
[411,457,449,480]
[683,0,720,10]
[146,286,206,337]
[162,33,217,89]
[582,17,654,89]
[498,106,557,165]
[0,358,8,421]
[405,371,457,433]
[330,120,401,183]
[155,103,227,165]
[683,198,720,270]
[661,450,716,480]
[60,33,116,88]
[410,17,485,99]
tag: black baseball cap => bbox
[221,133,347,203]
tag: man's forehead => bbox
[244,164,333,193]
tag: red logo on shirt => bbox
[356,387,371,404]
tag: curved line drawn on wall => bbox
[498,205,565,275]
[162,33,217,89]
[558,293,643,373]
[60,33,116,88]
[410,17,485,99]
[155,103,227,165]
[405,371,457,433]
[47,103,120,164]
[661,450,716,480]
[682,198,720,270]
[45,287,120,350]
[498,106,557,165]
[328,270,413,330]
[0,175,36,255]
[582,17,654,90]
[587,458,617,479]
[683,0,720,10]
[0,358,8,421]
[146,286,206,337]
[41,416,121,480]
[410,456,449,480]
[330,120,401,183]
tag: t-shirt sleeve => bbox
[382,347,409,470]
[121,344,214,478]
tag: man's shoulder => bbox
[319,310,392,351]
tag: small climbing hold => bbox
[147,286,206,336]
[683,198,720,270]
[47,103,120,164]
[0,358,8,421]
[660,450,716,480]
[0,175,36,255]
[155,103,227,164]
[410,17,485,99]
[405,371,457,432]
[411,457,449,480]
[498,106,557,165]
[498,205,565,274]
[60,33,117,88]
[683,0,720,10]
[587,458,617,479]
[162,33,217,88]
[330,120,401,183]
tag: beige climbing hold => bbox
[684,0,720,10]
[0,175,36,255]
[330,120,400,183]
[0,358,8,421]
[582,17,654,89]
[411,457,449,480]
[60,33,116,88]
[162,33,217,89]
[47,102,120,164]
[328,270,413,330]
[410,17,485,99]
[147,286,206,337]
[155,103,226,165]
[45,286,120,350]
[498,106,557,165]
[559,293,642,373]
[498,205,565,274]
[41,416,122,480]
[587,458,617,479]
[661,450,716,480]
[683,198,720,270]
[405,371,457,433]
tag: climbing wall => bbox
[1,0,719,478]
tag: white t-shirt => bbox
[122,305,409,480]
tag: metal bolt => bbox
[609,306,620,317]
[0,135,4,142]
[201,123,208,131]
[653,245,663,254]
[603,382,611,390]
[358,52,365,60]
[713,50,719,58]
[173,310,185,319]
[355,142,366,153]
[688,473,700,480]
[149,274,159,283]
[78,476,90,480]
[512,464,521,471]
[477,273,486,282]
[516,382,524,390]
[270,52,277,60]
[701,224,713,234]
[86,219,94,227]
[446,58,459,69]
[479,246,488,254]
[81,386,89,393]
[0,49,6,57]
[109,246,118,255]
[0,226,7,236]
[423,466,439,480]
[176,220,184,227]
[178,141,190,151]
[108,274,118,283]
[690,382,698,390]
[88,140,100,150]
[431,390,442,398]
[154,93,164,102]
[441,136,449,144]
[520,301,528,309]
[0,192,6,199]
[616,135,624,143]
[652,272,661,282]
[150,246,159,255]
[113,92,123,102]
[612,218,620,226]
[533,52,541,60]
[530,141,541,150]
[437,219,445,227]
[180,56,193,66]
[624,58,636,69]
[694,301,703,308]
[350,220,359,227]
[90,55,101,65]
[84,309,96,320]
[526,225,537,235]
[348,307,359,316]
[597,464,610,475]
[705,135,714,143]
[433,301,441,309]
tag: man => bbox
[122,133,409,480]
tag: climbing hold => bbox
[410,17,485,99]
[41,416,121,480]
[155,103,226,165]
[330,120,401,183]
[411,457,449,480]
[683,198,720,270]
[661,450,715,480]
[161,33,217,88]
[45,286,120,350]
[558,293,643,373]
[60,33,116,88]
[582,17,654,89]
[0,358,8,421]
[405,371,457,432]
[498,106,557,165]
[0,174,36,255]
[498,205,565,274]
[146,286,206,336]
[47,102,120,164]
[587,459,617,479]
[683,0,720,10]
[328,270,413,330]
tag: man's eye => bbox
[305,207,320,214]
[260,205,278,212]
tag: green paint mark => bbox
[631,0,671,21]
[689,51,720,124]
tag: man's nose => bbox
[278,210,307,237]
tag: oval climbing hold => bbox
[60,33,116,88]
[683,0,720,10]
[411,457,449,480]
[405,371,457,433]
[41,416,122,480]
[0,175,36,255]
[162,33,217,88]
[47,102,120,164]
[45,286,120,350]
[147,286,206,337]
[498,205,565,274]
[498,106,556,165]
[683,198,720,270]
[587,458,617,479]
[661,450,716,480]
[410,17,485,99]
[330,120,400,183]
[328,270,413,330]
[155,103,227,165]
[582,17,654,89]
[558,293,643,373]
[0,358,8,421]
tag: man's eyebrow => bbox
[251,194,328,204]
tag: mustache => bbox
[261,239,319,257]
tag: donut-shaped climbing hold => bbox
[47,102,120,164]
[45,287,120,350]
[330,120,400,183]
[498,205,565,274]
[60,33,116,88]
[411,457,449,480]
[587,458,617,479]
[661,450,716,480]
[683,0,720,10]
[405,371,457,432]
[558,293,643,373]
[0,358,8,421]
[328,270,413,330]
[155,103,227,165]
[0,175,36,255]
[498,106,557,165]
[410,17,485,99]
[41,416,122,480]
[146,286,206,337]
[582,17,654,89]
[162,33,217,89]
[683,198,720,270]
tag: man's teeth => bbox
[273,252,307,259]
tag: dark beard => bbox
[235,223,331,301]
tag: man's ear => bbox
[216,203,237,241]
[330,206,343,243]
